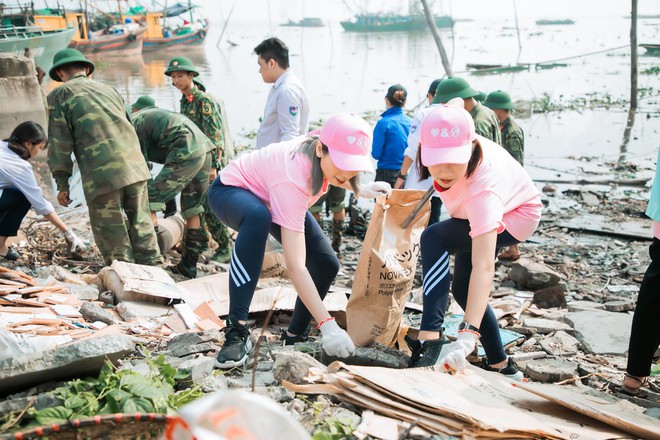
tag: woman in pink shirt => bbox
[407,100,542,380]
[208,113,391,368]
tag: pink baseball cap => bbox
[420,98,476,166]
[319,113,374,173]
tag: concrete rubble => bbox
[1,155,659,437]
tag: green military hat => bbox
[483,90,515,110]
[474,91,487,102]
[164,56,199,77]
[432,77,480,104]
[193,77,206,92]
[131,96,156,110]
[49,48,95,82]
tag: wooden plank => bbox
[193,302,225,328]
[555,214,653,240]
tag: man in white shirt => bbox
[254,37,310,149]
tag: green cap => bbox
[131,96,156,110]
[164,56,199,76]
[474,91,487,102]
[49,48,95,82]
[432,77,479,104]
[483,90,515,110]
[193,77,206,92]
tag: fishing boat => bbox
[281,17,325,27]
[640,43,660,55]
[141,2,208,52]
[341,14,453,32]
[535,19,575,26]
[0,6,75,72]
[66,12,146,55]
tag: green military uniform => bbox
[500,116,524,165]
[47,50,162,266]
[193,77,235,165]
[432,76,502,145]
[470,102,502,145]
[483,90,524,165]
[131,108,214,217]
[166,57,232,263]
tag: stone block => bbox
[80,302,115,325]
[508,259,562,290]
[540,331,580,356]
[526,358,578,383]
[533,285,567,309]
[523,317,572,334]
[273,350,325,385]
[564,311,632,355]
[0,335,134,396]
[115,301,172,322]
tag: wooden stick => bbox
[401,187,435,229]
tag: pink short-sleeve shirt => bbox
[433,135,543,241]
[219,136,327,232]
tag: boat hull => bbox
[69,26,146,55]
[640,44,660,55]
[0,27,76,71]
[341,15,453,32]
[142,28,206,51]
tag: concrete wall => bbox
[0,54,47,139]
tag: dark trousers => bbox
[429,196,442,226]
[375,169,399,187]
[420,218,519,364]
[0,189,31,236]
[627,238,660,377]
[208,179,339,335]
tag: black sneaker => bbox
[280,327,310,345]
[408,336,452,368]
[482,357,524,381]
[404,335,423,367]
[215,316,252,369]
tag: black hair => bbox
[386,84,407,107]
[56,62,90,79]
[417,139,483,181]
[254,37,290,69]
[4,121,48,160]
[428,78,442,97]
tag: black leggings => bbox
[208,179,339,335]
[627,238,660,377]
[420,218,519,364]
[0,188,31,236]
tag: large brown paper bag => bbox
[261,235,287,279]
[347,189,430,346]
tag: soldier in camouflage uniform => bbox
[483,90,526,261]
[309,186,346,256]
[131,108,215,278]
[165,57,233,264]
[483,90,524,165]
[432,77,502,144]
[46,49,162,267]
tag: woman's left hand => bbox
[64,230,86,253]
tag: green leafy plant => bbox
[312,417,357,440]
[7,352,203,431]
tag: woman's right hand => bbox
[319,319,355,358]
[393,177,405,189]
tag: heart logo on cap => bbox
[430,128,440,138]
[347,136,357,145]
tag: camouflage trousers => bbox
[87,181,163,266]
[309,185,347,214]
[148,152,211,220]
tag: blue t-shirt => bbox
[371,106,412,170]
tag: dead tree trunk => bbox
[630,0,638,109]
[420,0,453,77]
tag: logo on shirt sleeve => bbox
[289,106,299,116]
[202,102,213,115]
[410,124,418,134]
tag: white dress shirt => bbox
[0,141,54,215]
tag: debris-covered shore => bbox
[1,155,659,439]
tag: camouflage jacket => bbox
[47,73,150,201]
[470,103,502,145]
[131,108,214,164]
[207,93,235,164]
[180,86,223,169]
[501,116,525,165]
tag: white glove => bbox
[319,319,355,358]
[64,230,86,253]
[358,181,392,199]
[437,331,478,373]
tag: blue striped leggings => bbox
[208,179,339,335]
[420,218,519,364]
